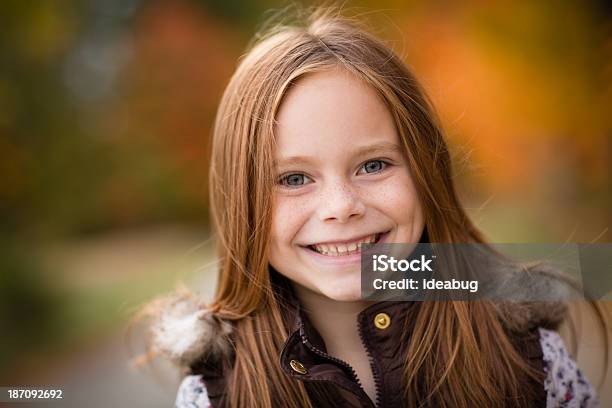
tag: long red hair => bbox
[206,8,558,407]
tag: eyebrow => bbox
[275,142,404,168]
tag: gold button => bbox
[374,312,391,329]
[289,359,308,375]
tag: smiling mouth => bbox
[305,231,387,257]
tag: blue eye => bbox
[360,160,387,174]
[279,173,311,187]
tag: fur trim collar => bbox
[150,291,232,367]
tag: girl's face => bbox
[269,67,424,301]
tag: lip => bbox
[306,232,382,247]
[301,230,391,266]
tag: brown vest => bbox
[190,277,547,407]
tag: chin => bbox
[320,284,362,302]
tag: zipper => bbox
[357,315,383,408]
[298,323,376,408]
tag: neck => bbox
[292,284,373,355]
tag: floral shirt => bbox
[175,374,212,408]
[540,329,598,407]
[175,328,598,407]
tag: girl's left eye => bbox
[359,160,387,174]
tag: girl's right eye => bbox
[278,173,312,188]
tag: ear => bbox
[151,292,233,367]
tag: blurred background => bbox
[1,0,610,406]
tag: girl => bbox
[149,8,603,408]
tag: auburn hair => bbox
[206,7,560,408]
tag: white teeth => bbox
[311,233,381,256]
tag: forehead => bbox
[274,68,400,162]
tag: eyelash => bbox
[277,159,390,189]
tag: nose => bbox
[317,181,366,223]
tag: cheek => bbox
[269,196,309,249]
[372,172,422,218]
[268,197,313,285]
